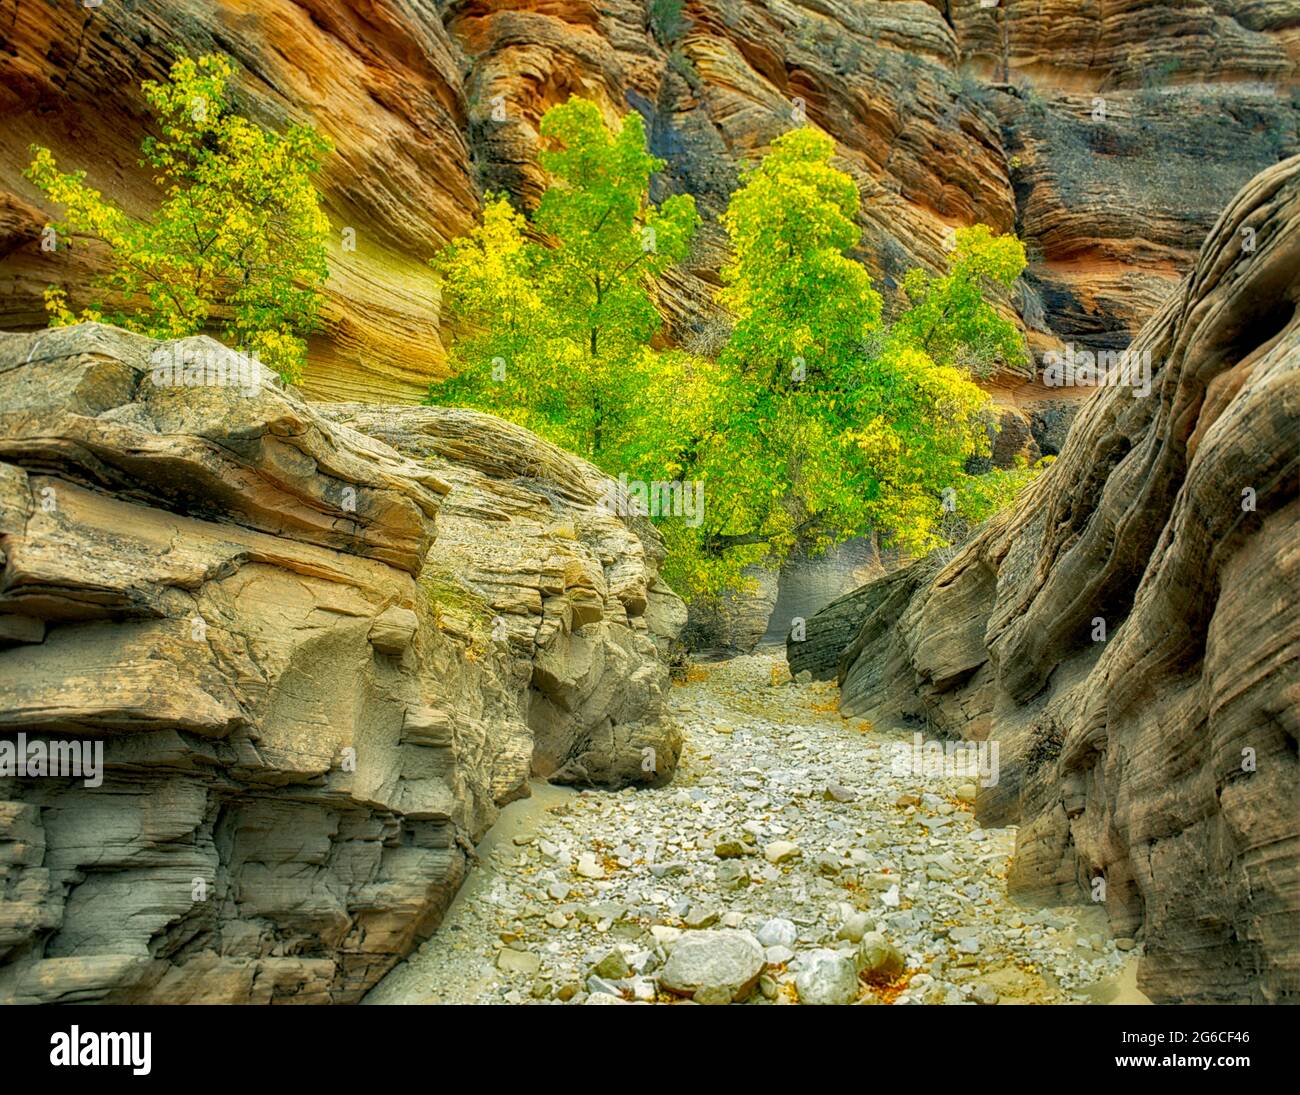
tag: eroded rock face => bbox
[0,323,683,1003]
[950,0,1300,89]
[791,157,1300,1003]
[0,0,475,402]
[318,403,686,787]
[683,536,892,657]
[1,1,1295,401]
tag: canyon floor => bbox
[365,649,1147,1006]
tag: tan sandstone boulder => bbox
[0,323,683,1003]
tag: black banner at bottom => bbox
[0,1002,1287,1082]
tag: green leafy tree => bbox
[434,110,1036,602]
[893,223,1028,375]
[660,128,1030,598]
[25,53,332,382]
[431,97,699,460]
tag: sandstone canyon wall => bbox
[1,1,1297,403]
[0,322,683,1003]
[790,155,1300,1004]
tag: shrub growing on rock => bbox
[26,53,332,383]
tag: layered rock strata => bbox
[0,323,682,1003]
[1,1,1295,400]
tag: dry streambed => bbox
[365,651,1145,1005]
